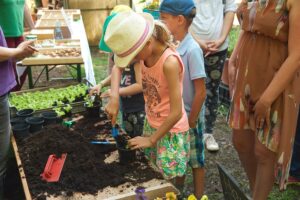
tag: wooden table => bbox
[21,57,84,89]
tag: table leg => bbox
[77,64,81,83]
[46,65,49,81]
[27,66,33,89]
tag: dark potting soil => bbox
[16,120,162,198]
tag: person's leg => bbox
[232,129,257,191]
[203,51,227,151]
[289,111,300,181]
[188,119,205,199]
[253,137,276,200]
[0,94,11,198]
[192,167,205,199]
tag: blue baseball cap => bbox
[159,0,195,17]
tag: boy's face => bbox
[160,12,178,35]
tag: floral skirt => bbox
[143,120,190,179]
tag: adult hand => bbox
[128,136,155,150]
[253,98,271,129]
[89,83,102,96]
[105,96,119,125]
[206,39,224,56]
[100,89,111,98]
[15,40,35,60]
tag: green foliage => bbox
[144,1,160,10]
[268,186,300,200]
[228,27,240,58]
[217,105,229,117]
[84,96,94,107]
[10,84,88,111]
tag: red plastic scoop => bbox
[41,154,67,182]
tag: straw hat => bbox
[104,11,155,68]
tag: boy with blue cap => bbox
[160,0,207,198]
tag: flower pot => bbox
[41,111,58,125]
[12,123,30,138]
[117,145,136,164]
[10,117,24,126]
[16,109,34,119]
[84,103,100,118]
[25,116,44,133]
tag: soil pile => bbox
[17,122,161,198]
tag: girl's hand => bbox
[89,83,102,96]
[253,98,271,129]
[105,96,119,125]
[128,136,155,149]
[100,89,111,98]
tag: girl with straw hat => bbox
[104,11,190,179]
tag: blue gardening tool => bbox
[112,126,119,138]
[90,140,116,145]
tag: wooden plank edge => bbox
[11,134,33,200]
[106,183,179,200]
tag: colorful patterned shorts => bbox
[143,120,190,179]
[189,119,205,168]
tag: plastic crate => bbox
[143,8,160,20]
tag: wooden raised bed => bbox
[11,116,178,199]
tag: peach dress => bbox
[229,0,299,190]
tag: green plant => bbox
[10,84,89,111]
[144,0,160,10]
[228,27,240,58]
[53,107,65,117]
[63,104,72,113]
[84,96,94,107]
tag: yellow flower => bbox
[166,192,177,200]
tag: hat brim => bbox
[114,13,155,68]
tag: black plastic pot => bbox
[12,123,30,138]
[10,117,24,126]
[25,117,44,133]
[16,109,34,119]
[117,145,136,164]
[84,103,100,118]
[41,111,58,125]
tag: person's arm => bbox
[0,47,20,62]
[206,11,235,55]
[189,78,206,128]
[119,63,143,96]
[105,65,122,125]
[128,56,183,149]
[228,30,244,96]
[206,0,236,55]
[89,75,111,96]
[254,0,300,128]
[0,40,34,62]
[24,3,34,32]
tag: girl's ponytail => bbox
[152,20,176,49]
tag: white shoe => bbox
[204,134,219,152]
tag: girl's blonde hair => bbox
[152,20,176,49]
